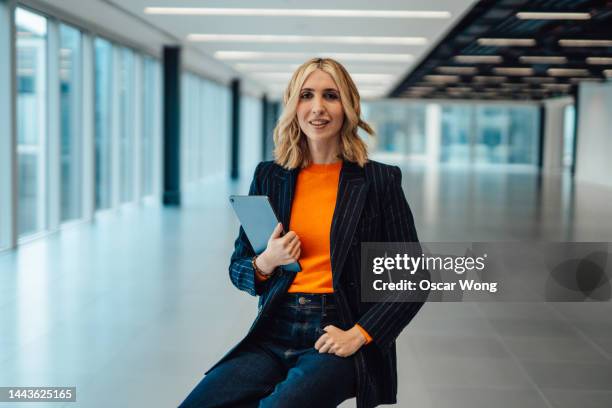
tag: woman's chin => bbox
[304,130,340,142]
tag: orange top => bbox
[254,161,372,344]
[287,161,341,293]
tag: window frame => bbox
[0,0,18,250]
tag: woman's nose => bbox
[311,107,324,115]
[311,97,325,114]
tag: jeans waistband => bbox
[257,293,340,347]
[278,293,336,309]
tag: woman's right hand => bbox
[255,223,301,275]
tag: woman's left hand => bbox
[314,325,367,357]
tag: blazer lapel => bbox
[269,166,300,295]
[272,166,299,232]
[330,161,369,289]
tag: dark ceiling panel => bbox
[390,0,612,101]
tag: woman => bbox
[180,58,427,408]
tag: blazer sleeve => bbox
[356,165,430,352]
[228,162,270,297]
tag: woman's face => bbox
[296,69,345,144]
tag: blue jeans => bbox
[179,293,357,408]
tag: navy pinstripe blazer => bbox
[212,159,427,408]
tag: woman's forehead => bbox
[301,69,338,90]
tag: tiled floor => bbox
[1,161,612,407]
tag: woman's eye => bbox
[300,92,312,99]
[325,93,339,100]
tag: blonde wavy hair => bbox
[273,58,374,169]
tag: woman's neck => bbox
[307,138,341,164]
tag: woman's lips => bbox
[309,120,330,129]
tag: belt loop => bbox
[322,294,327,318]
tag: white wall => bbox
[542,97,572,174]
[575,82,612,188]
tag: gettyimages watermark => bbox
[360,242,612,302]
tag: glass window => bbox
[192,77,202,183]
[142,57,159,197]
[440,105,472,163]
[181,73,206,186]
[0,0,12,249]
[506,106,539,164]
[186,74,197,184]
[118,48,134,203]
[94,37,112,210]
[441,104,540,165]
[16,7,47,237]
[200,80,230,180]
[190,75,201,184]
[563,105,576,168]
[475,106,507,164]
[363,100,540,166]
[219,84,231,178]
[198,79,206,180]
[240,95,262,179]
[59,23,81,222]
[363,101,426,155]
[181,73,189,186]
[202,80,214,178]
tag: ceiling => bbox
[103,0,476,99]
[391,0,612,101]
[28,0,249,90]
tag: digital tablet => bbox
[229,195,301,273]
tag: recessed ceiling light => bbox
[516,12,590,20]
[586,57,612,65]
[493,67,534,75]
[214,51,414,62]
[424,75,459,83]
[520,89,547,95]
[350,73,397,81]
[478,38,536,46]
[357,87,389,95]
[436,66,478,74]
[188,34,427,45]
[548,68,590,76]
[402,92,429,97]
[234,63,405,74]
[522,77,557,83]
[519,56,568,64]
[454,55,503,64]
[144,7,451,19]
[569,77,602,83]
[360,93,386,99]
[252,72,396,83]
[358,88,387,93]
[472,75,506,82]
[559,39,612,47]
[541,83,572,89]
[357,85,389,90]
[234,63,300,71]
[409,86,435,91]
